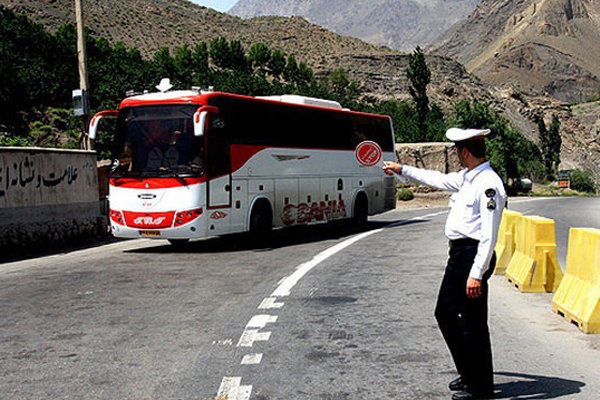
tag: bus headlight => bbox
[109,210,125,226]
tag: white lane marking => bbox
[246,315,278,329]
[237,329,271,347]
[212,339,233,346]
[236,385,252,400]
[271,230,381,297]
[216,377,252,400]
[271,210,448,298]
[258,297,284,309]
[241,353,263,365]
[218,209,451,399]
[509,196,576,204]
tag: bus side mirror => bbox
[194,106,219,137]
[89,110,118,140]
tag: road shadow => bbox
[0,236,124,264]
[125,218,427,254]
[494,371,585,399]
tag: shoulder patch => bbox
[485,188,496,198]
[487,199,496,210]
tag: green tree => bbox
[152,47,175,84]
[450,98,541,191]
[283,54,300,83]
[209,37,232,69]
[173,44,194,88]
[297,62,314,86]
[191,42,211,87]
[548,115,562,177]
[570,169,597,194]
[406,46,431,140]
[538,114,562,180]
[229,40,248,71]
[268,49,286,77]
[192,42,209,71]
[325,68,359,103]
[376,100,418,143]
[424,103,447,142]
[248,43,271,72]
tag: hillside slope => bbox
[428,0,600,103]
[230,0,481,52]
[3,0,598,178]
[1,0,492,106]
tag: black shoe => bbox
[451,390,494,400]
[449,377,466,391]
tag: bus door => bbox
[206,117,232,233]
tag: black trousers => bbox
[435,238,495,394]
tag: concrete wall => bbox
[395,142,461,173]
[0,148,106,254]
[395,142,461,191]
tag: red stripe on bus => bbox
[122,211,175,229]
[110,177,205,189]
[230,145,269,173]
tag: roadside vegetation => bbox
[0,6,597,194]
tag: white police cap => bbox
[445,128,490,142]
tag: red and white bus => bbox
[90,83,396,244]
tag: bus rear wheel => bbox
[249,200,273,237]
[352,193,368,229]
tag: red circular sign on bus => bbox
[355,141,382,167]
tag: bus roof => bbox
[119,91,390,120]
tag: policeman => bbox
[383,128,506,400]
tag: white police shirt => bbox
[401,161,507,279]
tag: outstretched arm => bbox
[383,161,463,192]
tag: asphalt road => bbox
[1,197,599,400]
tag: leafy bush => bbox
[0,134,33,147]
[397,188,414,201]
[570,169,597,194]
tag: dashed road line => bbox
[270,229,386,297]
[217,209,449,399]
[258,297,284,309]
[237,329,271,347]
[216,377,252,400]
[241,353,263,365]
[245,315,278,329]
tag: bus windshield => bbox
[113,105,204,178]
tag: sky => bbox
[189,0,238,12]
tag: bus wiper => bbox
[158,166,188,186]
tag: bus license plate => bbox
[139,230,161,237]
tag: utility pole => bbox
[74,0,91,150]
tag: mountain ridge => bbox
[428,0,600,103]
[229,0,482,52]
[3,0,599,178]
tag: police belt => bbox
[449,237,480,248]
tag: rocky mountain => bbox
[3,0,598,177]
[229,0,481,52]
[0,0,492,105]
[428,0,600,103]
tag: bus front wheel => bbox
[168,239,190,247]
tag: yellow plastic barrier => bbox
[494,210,522,275]
[505,216,563,292]
[552,228,600,333]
